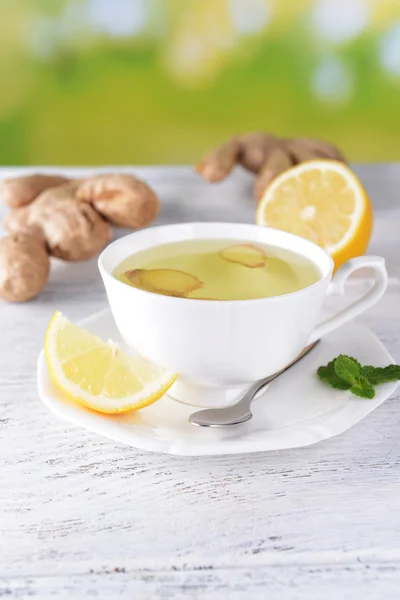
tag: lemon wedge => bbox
[256,160,373,270]
[44,311,176,414]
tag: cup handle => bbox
[308,256,388,344]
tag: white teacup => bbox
[99,222,387,408]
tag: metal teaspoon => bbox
[188,340,319,427]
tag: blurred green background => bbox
[1,0,400,165]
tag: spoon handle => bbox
[257,340,320,390]
[189,340,319,427]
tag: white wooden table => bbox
[1,166,400,599]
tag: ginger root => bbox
[3,206,46,245]
[294,138,345,161]
[76,174,159,228]
[0,174,69,208]
[0,172,160,302]
[10,183,113,262]
[196,132,346,199]
[238,132,278,173]
[253,146,293,200]
[0,233,50,302]
[196,137,241,182]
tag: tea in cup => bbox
[99,222,387,408]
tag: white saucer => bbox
[37,309,397,456]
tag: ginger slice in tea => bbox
[220,244,266,268]
[125,268,203,297]
[189,295,221,301]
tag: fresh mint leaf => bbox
[317,355,400,400]
[334,355,362,385]
[317,360,352,390]
[329,379,353,391]
[361,364,400,385]
[350,378,376,399]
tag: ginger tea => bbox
[113,239,320,300]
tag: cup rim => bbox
[98,222,334,305]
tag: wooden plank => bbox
[1,564,400,600]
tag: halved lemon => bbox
[45,312,176,414]
[256,160,373,270]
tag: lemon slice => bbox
[256,160,373,270]
[45,312,176,414]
